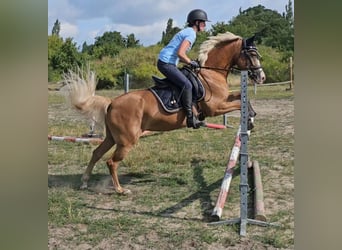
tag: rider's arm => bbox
[177,40,192,64]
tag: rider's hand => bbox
[189,60,200,69]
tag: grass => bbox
[48,84,294,249]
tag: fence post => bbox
[287,57,293,91]
[290,57,293,89]
[124,72,130,93]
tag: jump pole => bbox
[48,135,103,144]
[252,160,267,221]
[210,125,241,221]
[208,71,278,236]
[204,122,227,129]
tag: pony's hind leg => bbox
[80,135,115,189]
[106,144,133,195]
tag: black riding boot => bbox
[181,89,202,129]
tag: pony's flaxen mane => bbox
[198,32,241,65]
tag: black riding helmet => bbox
[187,9,210,25]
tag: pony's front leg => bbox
[223,92,257,130]
[208,91,242,116]
[227,92,257,119]
[205,91,257,130]
[216,101,241,116]
[206,93,241,116]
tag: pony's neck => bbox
[203,38,241,79]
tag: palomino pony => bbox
[63,32,266,195]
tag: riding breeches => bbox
[157,60,192,90]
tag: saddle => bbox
[149,66,205,113]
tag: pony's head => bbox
[198,32,266,84]
[235,34,266,84]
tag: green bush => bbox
[258,45,292,83]
[131,62,162,88]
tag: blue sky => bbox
[48,0,294,48]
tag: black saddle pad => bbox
[149,66,205,113]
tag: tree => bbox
[210,4,294,53]
[51,19,60,36]
[91,31,126,59]
[94,31,125,47]
[160,18,181,45]
[285,0,294,28]
[125,33,141,48]
[48,37,84,81]
[81,41,93,54]
[48,34,63,81]
[211,22,230,36]
[283,0,294,53]
[257,45,290,82]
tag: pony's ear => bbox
[255,27,266,37]
[253,28,266,43]
[245,35,256,46]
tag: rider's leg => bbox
[157,60,202,129]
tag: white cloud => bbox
[111,21,171,46]
[49,0,82,21]
[60,22,79,40]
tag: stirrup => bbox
[186,116,203,129]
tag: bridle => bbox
[240,39,263,81]
[198,38,263,81]
[196,38,263,102]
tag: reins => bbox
[198,64,262,88]
[196,64,239,103]
[199,65,231,72]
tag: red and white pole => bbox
[211,126,241,220]
[205,123,227,129]
[48,135,103,144]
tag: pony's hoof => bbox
[198,112,205,121]
[117,188,132,195]
[80,183,88,190]
[122,189,132,195]
[247,119,254,131]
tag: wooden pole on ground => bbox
[252,160,267,221]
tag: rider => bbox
[157,9,210,129]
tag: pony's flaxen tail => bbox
[62,67,111,127]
